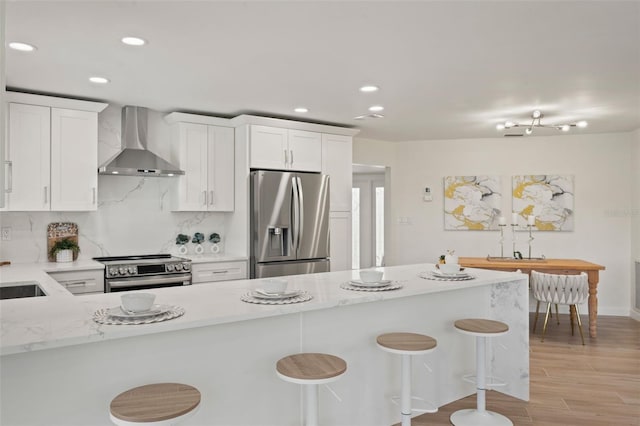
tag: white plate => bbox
[251,289,303,300]
[431,270,470,278]
[349,279,393,288]
[107,304,171,320]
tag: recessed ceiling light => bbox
[294,107,309,113]
[496,123,505,130]
[121,36,146,46]
[369,105,384,112]
[9,42,36,52]
[576,120,588,128]
[89,76,110,84]
[359,85,379,93]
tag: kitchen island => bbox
[0,263,528,426]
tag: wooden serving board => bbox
[47,223,79,262]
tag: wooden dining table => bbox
[459,257,606,338]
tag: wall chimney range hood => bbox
[98,106,184,177]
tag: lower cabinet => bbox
[48,269,104,294]
[329,211,352,272]
[191,260,248,284]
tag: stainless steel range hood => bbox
[98,106,184,177]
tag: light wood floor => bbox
[403,314,640,426]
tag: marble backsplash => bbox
[0,104,230,264]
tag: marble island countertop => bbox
[0,263,525,356]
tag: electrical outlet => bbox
[1,227,11,241]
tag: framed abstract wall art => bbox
[512,174,574,231]
[444,175,502,230]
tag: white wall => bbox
[631,129,640,318]
[355,131,635,316]
[0,105,229,263]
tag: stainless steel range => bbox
[93,254,192,292]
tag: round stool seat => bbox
[377,332,437,355]
[110,383,200,425]
[276,353,347,385]
[454,319,509,336]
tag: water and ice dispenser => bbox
[267,226,289,257]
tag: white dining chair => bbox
[530,270,589,345]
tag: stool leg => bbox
[532,300,540,332]
[401,354,412,426]
[305,384,318,426]
[476,336,486,413]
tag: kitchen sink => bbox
[0,282,47,300]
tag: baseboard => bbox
[630,309,640,321]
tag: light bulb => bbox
[89,76,110,84]
[294,107,308,113]
[532,110,542,119]
[121,37,146,46]
[9,42,36,51]
[577,121,588,128]
[505,121,515,128]
[359,85,379,93]
[525,128,533,135]
[561,124,570,132]
[496,124,505,130]
[368,105,384,112]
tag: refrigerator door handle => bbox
[291,176,300,254]
[296,176,304,251]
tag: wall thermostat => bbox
[423,187,432,202]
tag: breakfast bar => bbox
[0,264,528,426]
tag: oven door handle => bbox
[108,274,191,289]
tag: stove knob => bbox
[175,263,183,271]
[109,267,118,277]
[182,263,191,271]
[118,267,126,275]
[166,264,175,272]
[127,267,135,274]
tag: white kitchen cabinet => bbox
[172,122,235,212]
[4,93,106,211]
[191,260,248,283]
[48,269,104,295]
[329,211,352,272]
[321,133,353,212]
[249,125,321,172]
[6,103,51,210]
[50,108,98,210]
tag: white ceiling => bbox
[5,1,640,142]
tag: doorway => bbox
[352,165,386,269]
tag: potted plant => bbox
[49,238,80,263]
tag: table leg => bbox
[587,272,599,338]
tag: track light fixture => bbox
[497,110,587,136]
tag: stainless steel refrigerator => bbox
[250,170,330,278]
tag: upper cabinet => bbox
[249,125,322,172]
[321,134,353,212]
[166,113,235,212]
[4,93,107,211]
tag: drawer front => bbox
[48,269,105,294]
[192,261,247,283]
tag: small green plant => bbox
[176,234,190,245]
[192,232,205,244]
[49,238,80,258]
[209,232,221,243]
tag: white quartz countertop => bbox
[0,264,525,356]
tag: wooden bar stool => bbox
[276,353,347,426]
[450,319,512,426]
[377,332,438,426]
[109,383,201,426]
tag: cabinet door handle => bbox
[284,149,288,167]
[209,190,214,206]
[5,161,12,193]
[92,187,96,204]
[211,270,228,274]
[202,190,207,206]
[44,186,48,204]
[289,150,294,166]
[64,280,89,288]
